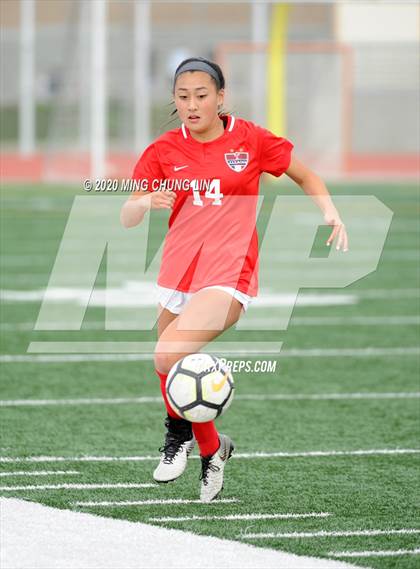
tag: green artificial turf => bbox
[1,181,419,569]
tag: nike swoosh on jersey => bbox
[174,165,189,171]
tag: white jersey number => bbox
[191,179,223,207]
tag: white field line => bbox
[1,286,418,306]
[1,498,359,569]
[248,316,420,327]
[1,448,419,464]
[329,549,420,558]
[1,392,419,407]
[354,288,419,299]
[1,346,419,363]
[73,498,239,507]
[0,483,157,491]
[2,315,419,331]
[0,354,151,363]
[27,341,283,355]
[240,529,420,540]
[278,348,420,357]
[1,287,419,306]
[0,396,162,407]
[149,512,332,523]
[233,449,420,459]
[2,249,419,265]
[0,470,79,477]
[237,392,420,401]
[1,288,357,308]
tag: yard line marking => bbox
[237,392,420,401]
[280,347,420,357]
[1,346,419,363]
[0,456,160,464]
[2,314,419,331]
[2,286,419,314]
[1,448,419,464]
[73,498,239,507]
[0,397,163,407]
[240,529,420,539]
[233,449,420,459]
[0,288,357,308]
[2,392,419,407]
[0,354,153,363]
[149,512,331,523]
[247,316,420,327]
[27,341,283,355]
[1,286,418,306]
[0,470,79,477]
[4,498,347,569]
[2,250,418,264]
[0,483,157,491]
[355,288,419,299]
[329,549,420,558]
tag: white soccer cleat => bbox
[153,415,195,483]
[199,434,234,503]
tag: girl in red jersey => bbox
[121,57,348,502]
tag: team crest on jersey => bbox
[224,151,249,172]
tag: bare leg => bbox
[157,303,178,339]
[154,289,243,460]
[154,289,243,374]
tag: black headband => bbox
[173,60,221,90]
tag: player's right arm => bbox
[120,190,176,228]
[120,144,176,228]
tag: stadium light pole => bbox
[19,0,35,155]
[90,0,107,180]
[251,1,269,127]
[134,0,151,153]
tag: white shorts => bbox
[157,285,253,315]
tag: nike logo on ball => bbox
[212,373,229,392]
[174,165,189,171]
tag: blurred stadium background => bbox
[1,1,419,182]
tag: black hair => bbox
[173,57,225,92]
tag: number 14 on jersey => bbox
[191,179,223,206]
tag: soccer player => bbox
[121,57,348,502]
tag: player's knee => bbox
[154,348,177,375]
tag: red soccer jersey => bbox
[131,115,293,296]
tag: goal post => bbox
[215,40,353,177]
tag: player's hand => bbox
[324,210,349,252]
[150,189,176,210]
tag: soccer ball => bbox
[166,353,234,423]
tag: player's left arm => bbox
[285,156,349,252]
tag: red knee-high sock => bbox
[155,369,219,455]
[155,369,181,419]
[192,422,220,457]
